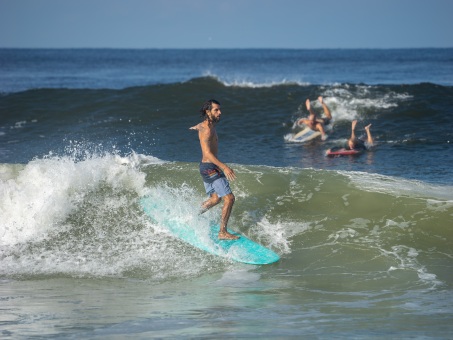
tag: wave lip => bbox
[0,153,149,247]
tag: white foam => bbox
[308,86,413,122]
[340,171,453,201]
[0,153,147,247]
[114,151,167,167]
[202,72,310,88]
[247,216,304,255]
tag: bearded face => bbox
[207,103,221,123]
[209,115,220,123]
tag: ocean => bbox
[1,48,452,338]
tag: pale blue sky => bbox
[1,0,452,49]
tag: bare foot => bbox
[364,124,372,131]
[305,98,311,111]
[218,231,240,240]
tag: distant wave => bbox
[201,72,311,88]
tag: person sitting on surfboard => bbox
[346,119,374,150]
[189,99,240,240]
[297,96,332,141]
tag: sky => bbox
[1,0,452,49]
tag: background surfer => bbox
[347,119,374,150]
[190,99,239,240]
[297,96,333,140]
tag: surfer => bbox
[190,99,240,240]
[297,96,332,140]
[346,120,374,150]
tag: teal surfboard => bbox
[140,196,280,265]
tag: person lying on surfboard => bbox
[297,96,333,141]
[346,120,374,150]
[189,99,239,240]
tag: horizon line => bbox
[1,46,452,50]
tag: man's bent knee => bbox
[210,193,221,205]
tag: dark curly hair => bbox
[199,99,220,119]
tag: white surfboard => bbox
[287,126,322,143]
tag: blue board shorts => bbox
[203,177,232,197]
[199,162,232,197]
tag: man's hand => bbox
[222,165,236,181]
